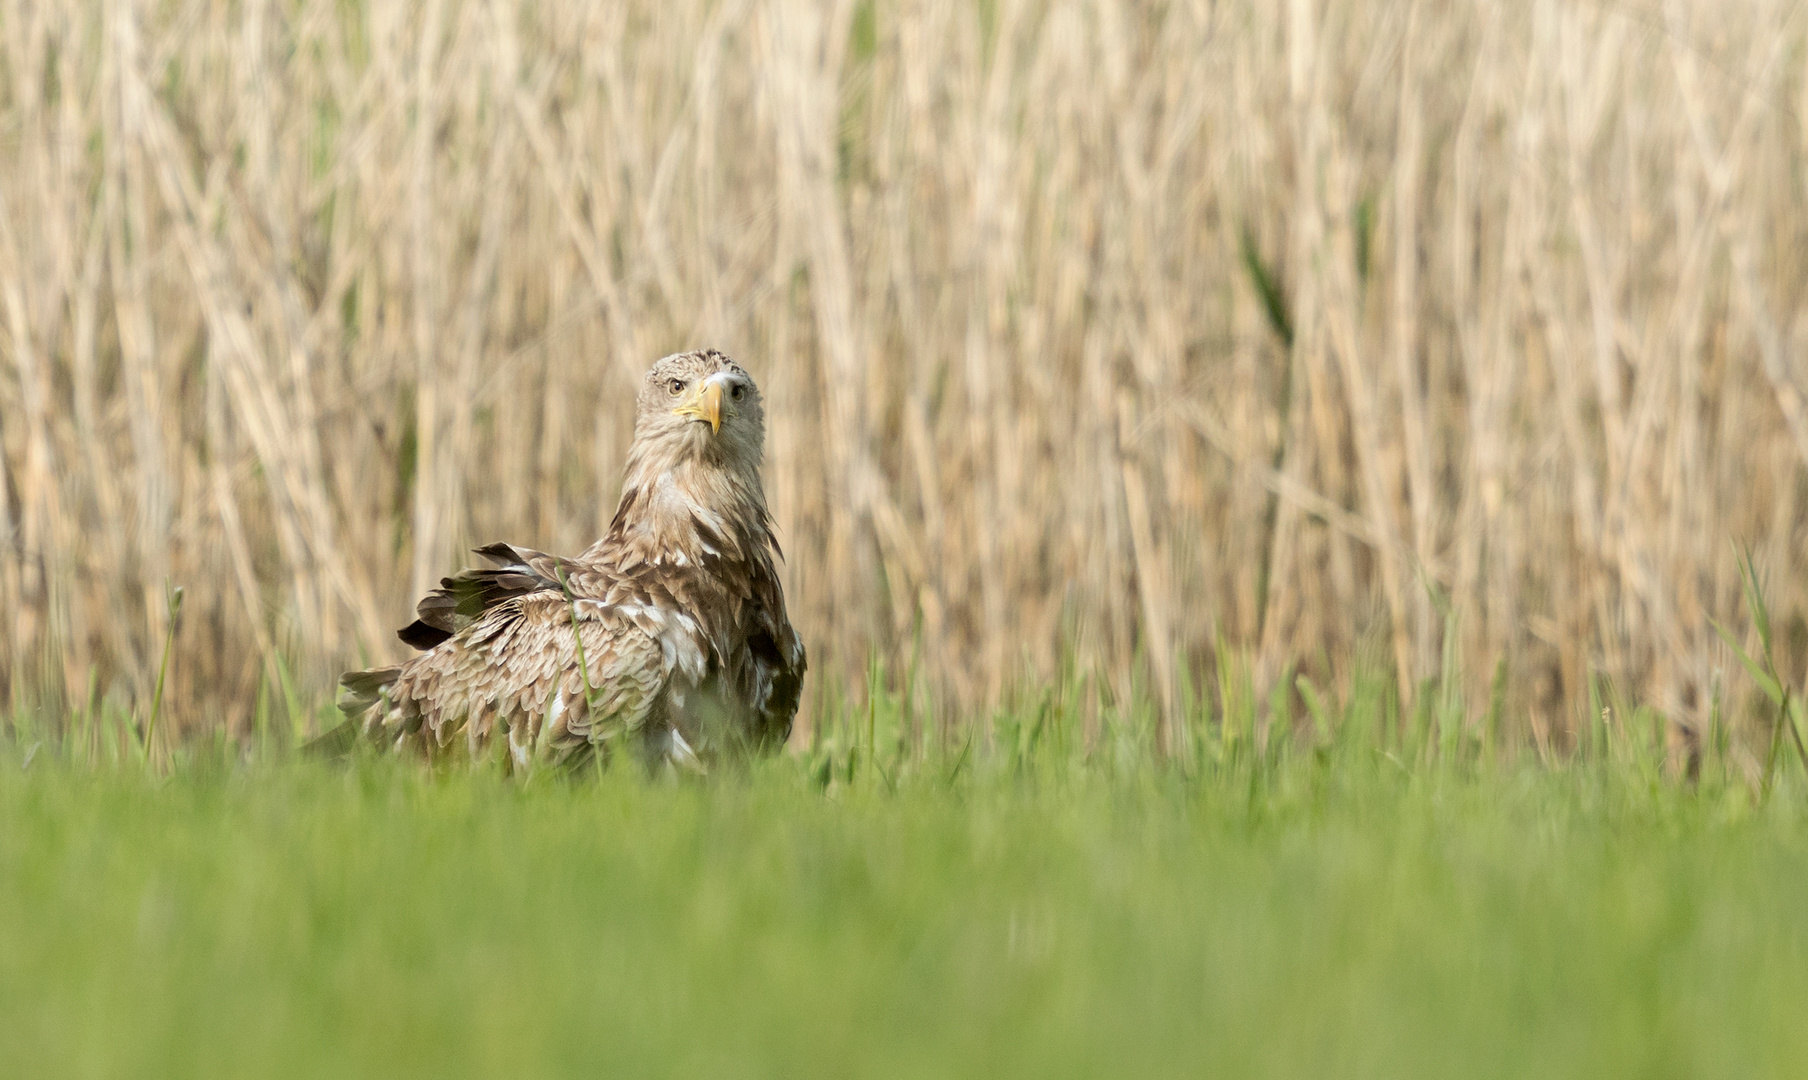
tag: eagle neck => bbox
[589,455,773,575]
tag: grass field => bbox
[5,720,1808,1080]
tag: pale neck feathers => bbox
[584,447,776,575]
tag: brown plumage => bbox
[336,350,805,771]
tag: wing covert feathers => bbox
[397,543,599,650]
[345,591,671,765]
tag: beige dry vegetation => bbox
[2,0,1806,754]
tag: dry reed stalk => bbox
[1,0,1805,753]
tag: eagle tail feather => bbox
[306,665,404,759]
[337,665,402,721]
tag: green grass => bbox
[3,741,1807,1079]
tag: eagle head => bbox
[633,349,765,473]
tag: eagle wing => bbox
[747,609,806,749]
[397,542,609,650]
[345,590,677,763]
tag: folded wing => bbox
[346,590,671,762]
[397,542,610,650]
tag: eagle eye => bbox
[730,385,746,402]
[668,378,686,396]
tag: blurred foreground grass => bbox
[3,742,1807,1079]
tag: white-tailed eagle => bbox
[336,350,806,771]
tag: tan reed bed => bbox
[1,0,1805,762]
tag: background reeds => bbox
[2,0,1806,758]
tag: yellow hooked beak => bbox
[673,377,725,435]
